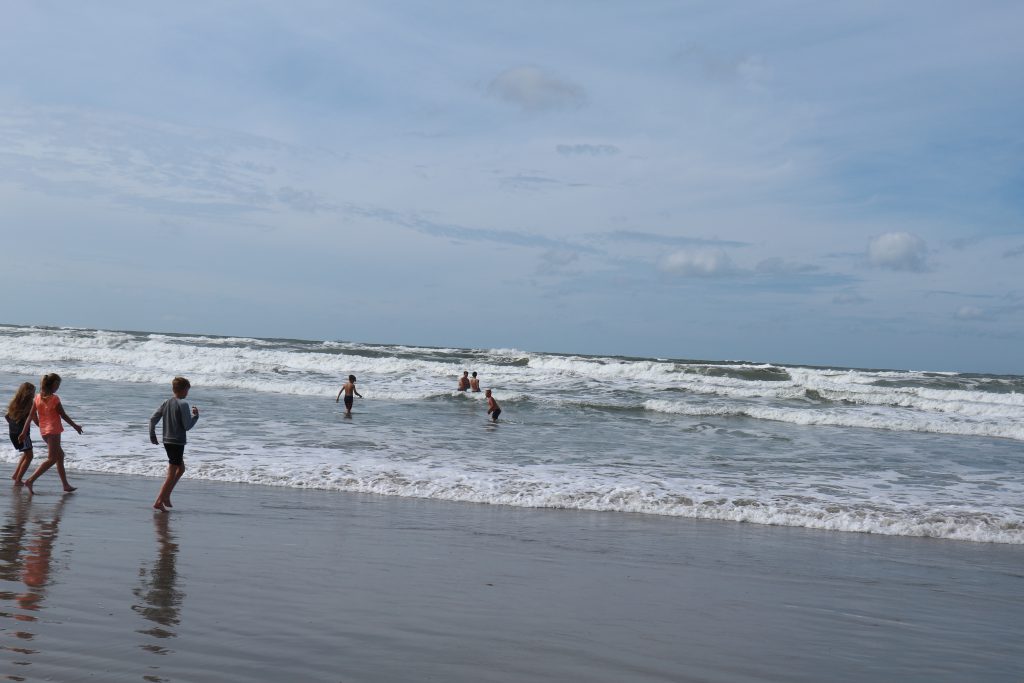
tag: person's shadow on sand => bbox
[133,513,185,657]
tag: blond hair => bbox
[40,373,61,396]
[6,382,35,421]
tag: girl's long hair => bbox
[40,373,61,396]
[6,382,35,421]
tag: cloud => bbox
[660,249,736,277]
[954,306,987,320]
[755,257,819,275]
[487,66,586,111]
[833,292,868,305]
[556,143,620,157]
[1004,244,1024,258]
[536,249,580,276]
[867,232,927,271]
[498,174,585,191]
[601,231,748,248]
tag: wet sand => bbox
[1,472,1022,682]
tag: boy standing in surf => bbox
[336,375,362,416]
[458,371,470,391]
[485,389,501,422]
[469,372,481,392]
[149,377,200,512]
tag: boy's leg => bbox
[159,445,186,507]
[154,464,176,511]
[162,463,185,507]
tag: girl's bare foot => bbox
[25,480,34,495]
[14,480,23,487]
[63,485,77,493]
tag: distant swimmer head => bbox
[472,372,477,378]
[349,374,356,382]
[485,389,492,396]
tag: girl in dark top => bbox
[6,382,37,486]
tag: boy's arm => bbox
[181,402,199,430]
[355,389,363,398]
[336,387,344,402]
[57,402,83,434]
[149,404,164,444]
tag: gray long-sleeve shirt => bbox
[149,396,199,445]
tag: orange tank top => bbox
[35,394,63,436]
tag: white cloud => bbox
[867,232,927,271]
[954,305,987,320]
[556,143,620,156]
[833,292,868,305]
[755,257,818,274]
[487,66,586,111]
[660,249,736,277]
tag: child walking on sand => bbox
[485,389,501,422]
[6,382,37,486]
[335,374,363,416]
[149,377,200,512]
[22,373,83,494]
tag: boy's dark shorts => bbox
[491,408,501,420]
[164,443,185,466]
[344,395,354,409]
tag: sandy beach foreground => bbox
[1,474,1021,682]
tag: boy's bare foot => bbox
[14,480,23,487]
[63,485,77,493]
[25,480,34,495]
[153,502,168,512]
[162,498,173,508]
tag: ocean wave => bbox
[2,325,1022,441]
[642,399,1024,441]
[10,448,1017,544]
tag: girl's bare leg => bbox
[12,451,33,484]
[26,436,65,494]
[56,454,76,492]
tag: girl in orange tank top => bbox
[21,373,84,495]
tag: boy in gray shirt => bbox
[149,376,199,512]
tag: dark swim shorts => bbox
[6,416,30,452]
[164,443,185,466]
[491,408,501,421]
[344,395,354,409]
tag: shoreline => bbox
[1,472,1021,681]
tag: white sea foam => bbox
[1,325,1022,440]
[4,433,1018,544]
[3,324,1021,544]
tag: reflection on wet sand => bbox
[0,493,68,681]
[132,512,185,676]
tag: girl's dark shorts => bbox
[164,443,185,466]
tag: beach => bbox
[2,472,1021,682]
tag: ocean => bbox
[1,324,1022,544]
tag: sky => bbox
[1,1,1023,374]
